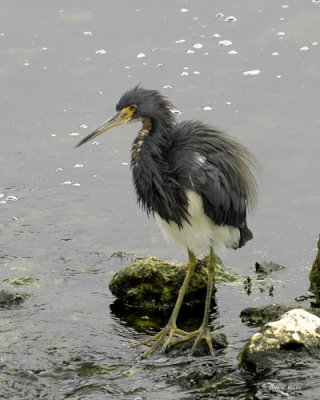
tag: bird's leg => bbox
[190,245,216,355]
[171,245,216,356]
[132,250,197,358]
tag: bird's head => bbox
[75,86,175,148]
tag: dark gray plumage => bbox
[76,86,259,358]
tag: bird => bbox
[76,86,259,358]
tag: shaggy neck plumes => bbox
[130,114,188,226]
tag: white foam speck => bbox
[299,46,310,51]
[136,52,146,58]
[83,31,93,36]
[193,71,200,75]
[175,39,186,44]
[80,123,88,129]
[228,50,238,55]
[60,181,72,185]
[6,195,18,201]
[56,167,64,172]
[219,40,233,46]
[74,164,84,168]
[216,12,224,18]
[186,49,195,54]
[272,52,279,56]
[212,33,221,38]
[202,106,212,111]
[276,75,282,78]
[180,71,189,76]
[282,4,289,8]
[224,16,237,22]
[312,41,319,46]
[193,43,203,49]
[69,132,80,136]
[121,162,129,166]
[277,32,286,36]
[72,183,81,187]
[242,69,261,76]
[95,49,106,54]
[180,8,189,13]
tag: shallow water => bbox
[1,0,320,398]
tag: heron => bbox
[76,86,258,358]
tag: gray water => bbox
[1,0,320,398]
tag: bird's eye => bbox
[129,104,137,112]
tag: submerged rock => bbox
[309,235,320,305]
[0,290,28,308]
[239,309,320,371]
[4,276,39,286]
[109,256,243,311]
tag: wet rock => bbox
[239,309,320,371]
[240,304,295,326]
[166,332,228,357]
[0,290,28,307]
[309,235,320,305]
[254,261,286,275]
[109,256,243,311]
[240,304,320,326]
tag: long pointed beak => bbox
[75,111,130,148]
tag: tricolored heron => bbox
[76,86,258,358]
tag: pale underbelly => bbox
[154,190,240,254]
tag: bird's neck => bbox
[131,117,153,166]
[130,117,173,214]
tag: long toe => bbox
[132,325,189,359]
[190,327,214,356]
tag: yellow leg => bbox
[172,245,216,356]
[132,249,197,358]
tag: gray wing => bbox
[168,121,258,230]
[190,153,247,228]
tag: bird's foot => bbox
[170,324,214,356]
[132,324,188,359]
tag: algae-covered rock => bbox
[240,304,320,326]
[0,290,29,307]
[109,256,243,311]
[239,309,320,371]
[240,304,295,326]
[4,276,39,286]
[309,235,320,305]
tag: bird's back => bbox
[163,120,258,248]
